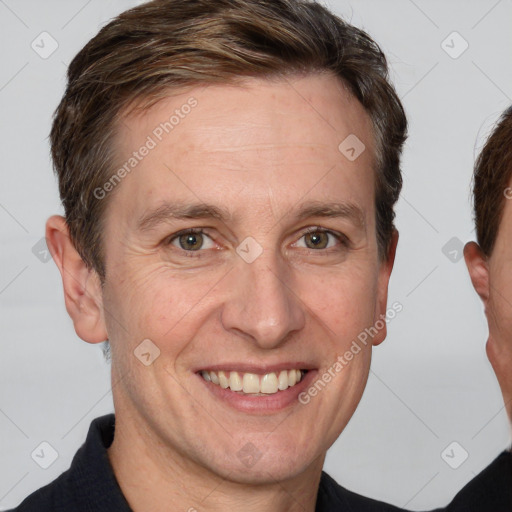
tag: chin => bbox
[218,460,312,486]
[200,442,319,485]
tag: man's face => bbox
[484,195,512,343]
[99,74,394,482]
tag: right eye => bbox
[166,228,216,254]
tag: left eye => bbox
[294,230,341,250]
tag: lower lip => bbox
[197,370,318,414]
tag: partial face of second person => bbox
[465,185,512,421]
[67,74,396,483]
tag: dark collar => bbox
[16,413,362,511]
[13,414,512,512]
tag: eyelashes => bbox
[296,226,349,250]
[165,226,350,257]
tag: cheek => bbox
[114,267,224,352]
[488,261,512,332]
[488,293,512,334]
[302,265,379,335]
[109,264,191,324]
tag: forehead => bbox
[110,73,377,226]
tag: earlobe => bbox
[45,215,108,344]
[463,241,490,304]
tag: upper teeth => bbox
[200,369,304,394]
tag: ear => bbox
[463,241,490,305]
[45,215,108,344]
[373,229,399,346]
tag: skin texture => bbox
[46,73,397,512]
[465,188,512,427]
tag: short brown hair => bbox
[50,0,407,280]
[473,106,512,255]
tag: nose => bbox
[221,250,306,349]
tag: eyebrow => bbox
[136,200,366,232]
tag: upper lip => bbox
[194,362,316,374]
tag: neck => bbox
[107,407,324,512]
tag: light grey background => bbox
[1,0,511,510]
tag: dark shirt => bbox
[8,414,512,511]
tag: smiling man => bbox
[85,74,392,510]
[34,1,405,508]
[9,0,512,511]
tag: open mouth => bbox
[199,369,308,396]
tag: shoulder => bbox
[319,452,512,512]
[7,414,125,512]
[7,460,81,511]
[317,471,411,512]
[443,450,512,512]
